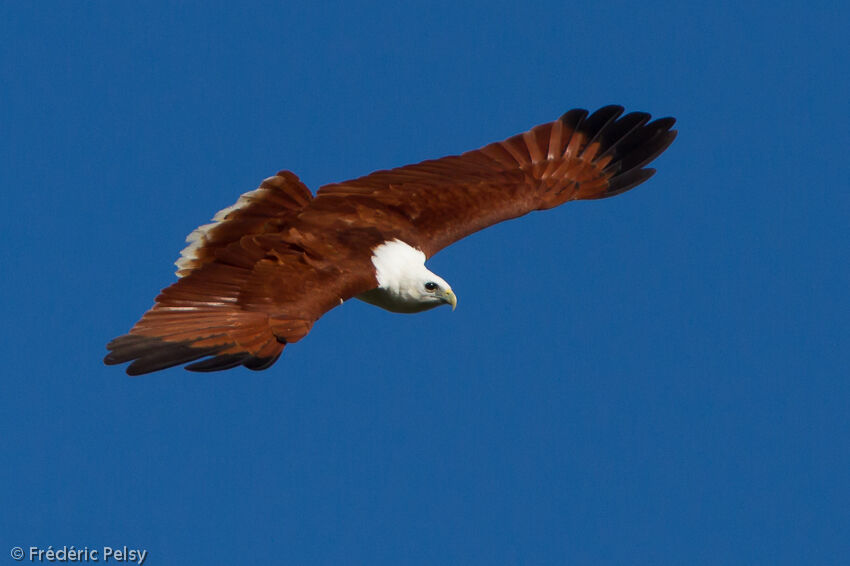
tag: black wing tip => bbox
[572,106,677,199]
[104,334,279,376]
[604,168,657,198]
[559,108,591,129]
[184,353,252,372]
[104,334,225,376]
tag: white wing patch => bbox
[174,178,275,277]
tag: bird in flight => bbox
[105,105,676,375]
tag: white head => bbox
[356,239,457,314]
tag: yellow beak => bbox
[443,289,457,311]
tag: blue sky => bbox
[1,1,848,564]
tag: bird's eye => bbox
[424,282,438,291]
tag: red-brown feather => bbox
[175,171,313,277]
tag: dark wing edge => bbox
[104,261,302,376]
[316,106,677,256]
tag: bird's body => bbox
[105,106,676,375]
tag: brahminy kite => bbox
[105,106,676,375]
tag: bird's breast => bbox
[355,287,440,314]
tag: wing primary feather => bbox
[578,105,625,153]
[242,351,282,371]
[184,353,253,372]
[559,108,590,159]
[546,119,564,160]
[595,112,652,164]
[559,108,590,131]
[119,338,227,376]
[603,168,657,198]
[104,335,162,364]
[607,126,677,176]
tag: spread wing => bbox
[316,106,676,257]
[105,174,378,375]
